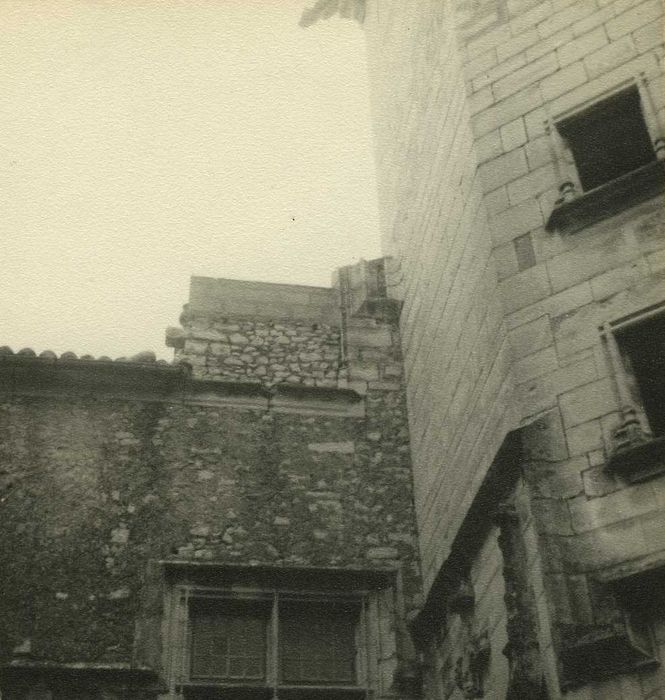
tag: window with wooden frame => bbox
[166,587,370,700]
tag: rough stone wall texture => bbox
[0,393,417,661]
[363,0,518,595]
[174,315,343,386]
[364,0,665,696]
[0,264,422,699]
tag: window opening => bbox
[557,85,655,192]
[189,598,269,682]
[614,312,665,438]
[279,600,358,685]
[172,587,367,698]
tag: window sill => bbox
[180,683,365,700]
[606,434,665,483]
[559,620,657,688]
[546,160,665,234]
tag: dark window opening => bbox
[558,86,655,192]
[615,313,665,438]
[280,601,358,685]
[189,598,269,682]
[184,593,362,695]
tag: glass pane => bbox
[279,601,358,685]
[189,600,267,681]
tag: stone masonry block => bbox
[582,465,619,499]
[546,230,638,294]
[590,259,651,301]
[500,117,527,151]
[566,419,603,456]
[514,345,559,381]
[540,61,588,101]
[558,26,608,67]
[500,263,552,313]
[479,148,528,190]
[470,85,495,115]
[526,27,574,62]
[184,339,209,355]
[345,326,392,349]
[485,186,510,215]
[584,35,637,80]
[494,241,519,281]
[605,0,663,40]
[559,377,615,428]
[529,457,585,499]
[473,52,527,92]
[509,315,553,359]
[496,28,539,64]
[510,0,554,36]
[491,199,544,246]
[466,23,512,58]
[521,407,569,462]
[525,135,552,171]
[514,232,537,271]
[493,53,559,101]
[307,442,355,454]
[507,163,557,205]
[464,47,498,80]
[476,129,503,163]
[633,19,664,53]
[472,84,543,137]
[537,0,595,39]
[571,4,614,37]
[547,51,658,117]
[348,362,379,382]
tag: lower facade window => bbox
[167,587,368,699]
[613,310,665,438]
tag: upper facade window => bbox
[546,82,665,234]
[557,86,656,192]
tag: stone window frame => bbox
[601,300,665,482]
[545,74,665,234]
[164,585,370,698]
[157,563,412,700]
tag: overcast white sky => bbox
[1,1,380,360]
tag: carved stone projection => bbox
[495,502,548,700]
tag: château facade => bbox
[1,0,665,698]
[361,0,665,697]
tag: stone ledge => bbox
[159,559,396,590]
[0,359,364,416]
[545,160,665,234]
[605,434,665,483]
[0,661,163,693]
[559,619,657,689]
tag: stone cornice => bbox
[0,354,364,416]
